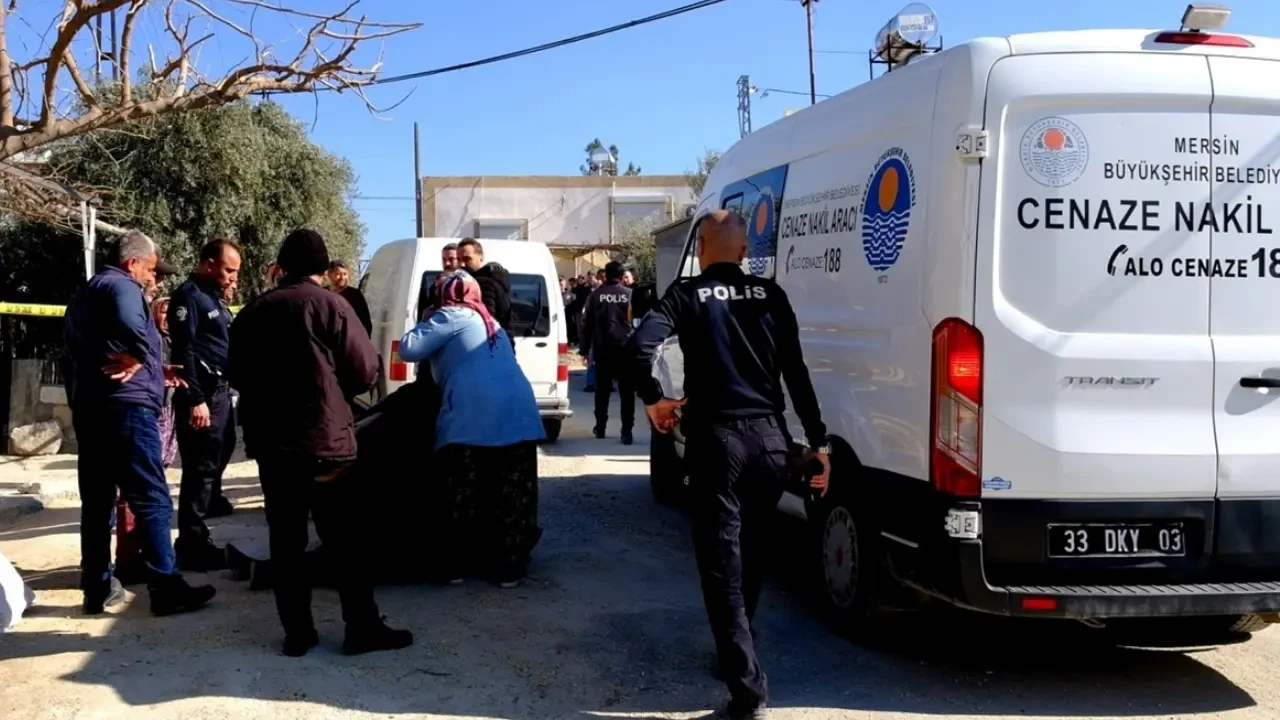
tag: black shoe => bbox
[177,542,228,573]
[583,384,596,393]
[83,577,126,615]
[343,618,413,656]
[721,700,768,720]
[150,575,216,616]
[594,426,606,439]
[282,628,320,657]
[206,495,235,519]
[621,429,634,446]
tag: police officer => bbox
[627,210,830,720]
[168,238,242,571]
[581,261,636,444]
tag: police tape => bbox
[0,302,243,317]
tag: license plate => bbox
[1046,522,1186,558]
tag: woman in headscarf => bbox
[152,297,179,469]
[398,270,545,588]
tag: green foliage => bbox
[612,216,663,284]
[580,137,641,176]
[687,149,721,198]
[0,100,363,305]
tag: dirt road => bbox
[2,384,1280,719]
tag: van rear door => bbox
[976,52,1218,505]
[510,273,557,398]
[1205,57,1280,565]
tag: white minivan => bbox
[650,11,1280,637]
[360,237,572,441]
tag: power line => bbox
[294,0,732,92]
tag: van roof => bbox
[1004,28,1280,57]
[380,237,557,270]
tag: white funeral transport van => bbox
[360,238,572,441]
[649,9,1280,637]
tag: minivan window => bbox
[416,271,550,338]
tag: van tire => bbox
[811,486,881,636]
[1106,614,1270,646]
[541,419,562,443]
[649,430,685,507]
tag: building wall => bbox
[422,176,696,253]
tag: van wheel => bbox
[812,489,880,635]
[649,430,685,507]
[541,419,562,443]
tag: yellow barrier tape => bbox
[0,303,243,317]
[0,302,67,318]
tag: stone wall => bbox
[6,359,74,456]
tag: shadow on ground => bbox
[0,372,1261,718]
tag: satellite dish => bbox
[873,3,940,68]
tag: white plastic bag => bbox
[651,336,685,401]
[0,549,35,632]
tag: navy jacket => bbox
[168,276,232,406]
[580,280,633,361]
[64,266,165,413]
[626,262,827,447]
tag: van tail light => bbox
[557,343,570,383]
[389,340,408,382]
[1154,31,1253,48]
[930,318,983,498]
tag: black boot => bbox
[150,574,216,616]
[282,628,320,658]
[594,425,606,439]
[621,428,634,446]
[176,541,228,573]
[206,494,235,519]
[83,576,126,615]
[343,618,413,656]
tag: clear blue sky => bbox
[257,0,1280,256]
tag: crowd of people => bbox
[55,214,831,719]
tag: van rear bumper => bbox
[894,498,1280,620]
[537,398,572,420]
[949,539,1280,619]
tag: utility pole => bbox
[801,0,818,105]
[413,122,423,237]
[737,75,752,138]
[110,9,119,82]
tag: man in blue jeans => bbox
[65,230,216,616]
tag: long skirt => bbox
[157,402,178,469]
[438,441,541,578]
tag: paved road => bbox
[1,376,1279,719]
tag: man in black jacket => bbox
[457,237,516,349]
[581,261,636,444]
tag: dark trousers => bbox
[74,404,178,590]
[175,387,232,549]
[593,356,635,433]
[213,404,237,500]
[686,416,789,709]
[257,457,380,637]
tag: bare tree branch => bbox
[0,0,418,224]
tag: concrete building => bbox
[420,175,696,277]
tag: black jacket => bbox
[167,276,232,406]
[338,286,374,338]
[626,262,827,447]
[229,278,378,462]
[580,280,633,361]
[472,262,516,349]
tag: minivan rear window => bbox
[417,271,550,338]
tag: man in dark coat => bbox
[580,261,636,444]
[64,230,216,617]
[457,238,515,346]
[229,228,412,659]
[327,259,373,337]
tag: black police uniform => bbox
[581,278,635,440]
[168,275,235,567]
[628,262,826,714]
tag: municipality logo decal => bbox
[746,193,777,276]
[861,147,915,273]
[1020,117,1088,188]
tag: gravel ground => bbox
[2,378,1280,719]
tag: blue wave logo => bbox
[746,194,776,276]
[861,148,915,273]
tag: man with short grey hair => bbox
[65,230,216,617]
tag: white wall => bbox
[425,177,695,247]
